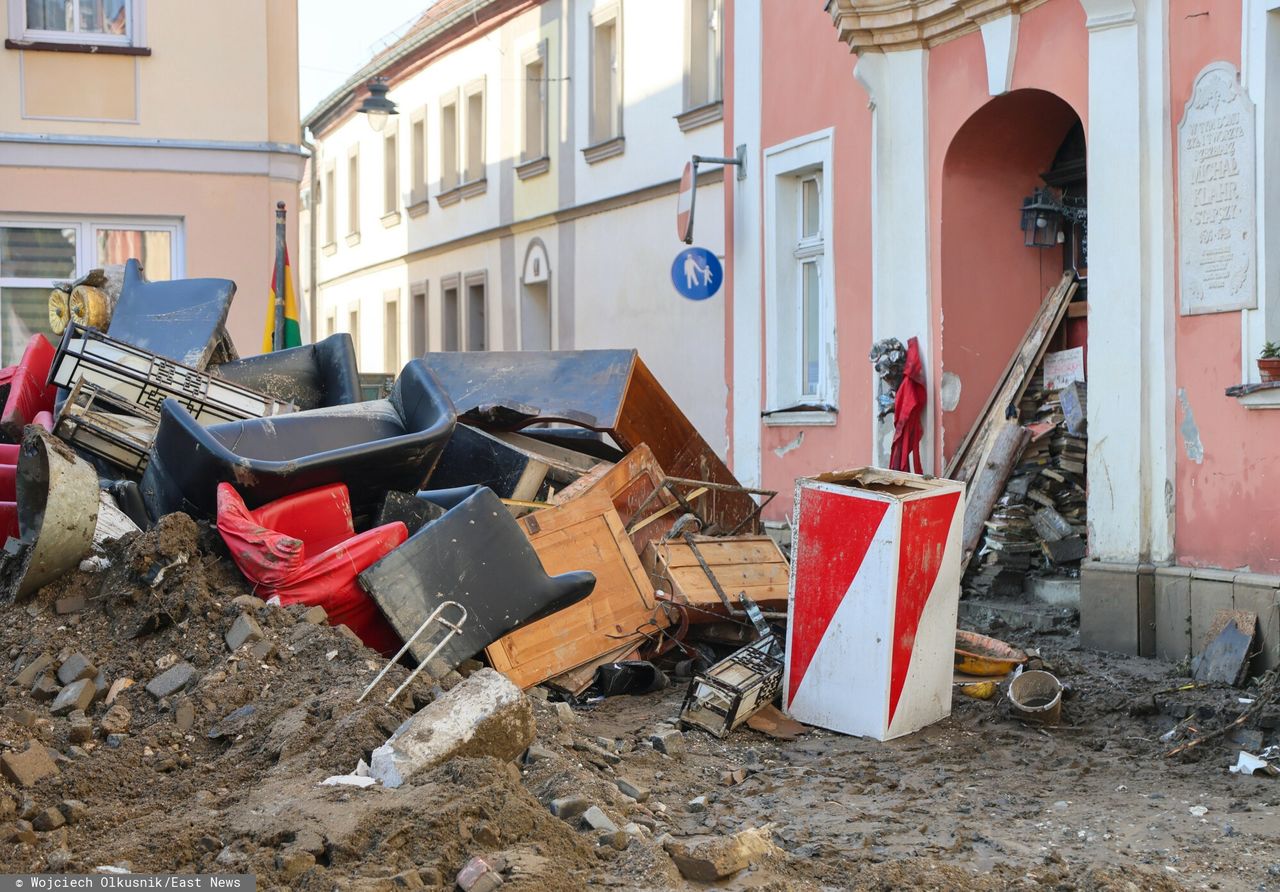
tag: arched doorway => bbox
[939,89,1084,463]
[520,238,552,350]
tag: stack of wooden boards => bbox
[947,271,1090,596]
[964,356,1089,596]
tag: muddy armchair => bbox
[212,333,360,410]
[140,359,457,521]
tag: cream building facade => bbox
[303,0,729,449]
[0,0,303,361]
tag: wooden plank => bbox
[550,443,678,553]
[485,489,663,689]
[960,420,1031,571]
[946,272,1077,484]
[643,535,791,618]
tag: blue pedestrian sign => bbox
[671,247,722,301]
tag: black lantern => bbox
[1020,187,1064,248]
[357,76,398,132]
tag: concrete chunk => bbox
[369,668,533,788]
[581,806,617,833]
[1,742,59,787]
[56,653,96,686]
[50,679,95,716]
[15,653,53,688]
[146,662,195,699]
[664,829,776,882]
[549,795,591,820]
[616,777,650,802]
[225,613,264,652]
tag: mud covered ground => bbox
[0,517,1275,890]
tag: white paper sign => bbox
[1043,347,1085,390]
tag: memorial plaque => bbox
[1178,62,1256,315]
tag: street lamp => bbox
[358,76,397,132]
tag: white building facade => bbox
[303,0,729,450]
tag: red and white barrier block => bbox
[784,468,965,741]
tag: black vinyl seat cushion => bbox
[140,359,456,520]
[213,333,360,410]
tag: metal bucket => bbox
[1008,669,1063,725]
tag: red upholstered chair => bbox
[0,443,18,541]
[216,482,407,655]
[0,335,56,441]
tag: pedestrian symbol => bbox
[671,247,722,301]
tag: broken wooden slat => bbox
[551,443,679,553]
[946,271,1078,484]
[643,534,790,620]
[485,489,665,689]
[960,420,1031,572]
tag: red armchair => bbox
[216,482,407,655]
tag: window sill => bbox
[1226,381,1280,409]
[762,408,837,427]
[582,136,625,164]
[676,101,723,132]
[321,242,337,257]
[381,210,401,228]
[437,187,463,208]
[406,199,429,219]
[459,178,488,199]
[516,156,551,180]
[5,38,151,56]
[345,232,361,247]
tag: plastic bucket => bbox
[1008,670,1063,725]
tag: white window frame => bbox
[521,40,549,165]
[462,78,487,189]
[1240,0,1280,402]
[763,129,837,423]
[346,145,360,242]
[587,3,623,151]
[439,90,461,198]
[383,289,401,373]
[0,213,182,359]
[322,162,337,250]
[464,270,488,352]
[408,108,429,210]
[683,0,723,113]
[382,123,400,224]
[8,0,145,48]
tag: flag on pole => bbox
[261,244,302,352]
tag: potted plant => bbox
[1261,342,1280,383]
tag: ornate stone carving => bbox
[823,0,1049,53]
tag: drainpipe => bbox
[301,128,319,344]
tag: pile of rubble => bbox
[0,262,806,886]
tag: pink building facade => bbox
[718,0,1280,663]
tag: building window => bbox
[465,274,487,352]
[411,282,428,356]
[686,0,722,108]
[464,80,486,186]
[382,127,400,224]
[442,275,460,351]
[440,94,459,195]
[346,147,360,242]
[14,0,143,48]
[0,215,180,364]
[678,0,723,130]
[323,164,336,248]
[325,310,336,338]
[409,112,428,209]
[348,306,360,360]
[383,291,400,373]
[522,47,547,164]
[763,131,836,419]
[585,4,623,162]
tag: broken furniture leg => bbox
[357,600,468,705]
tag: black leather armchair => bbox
[358,486,596,674]
[213,333,360,410]
[140,359,456,520]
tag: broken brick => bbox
[15,653,53,688]
[50,679,95,716]
[146,662,195,699]
[225,613,264,652]
[1,742,59,787]
[56,654,96,687]
[32,807,65,832]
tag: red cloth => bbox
[216,482,408,655]
[890,337,926,475]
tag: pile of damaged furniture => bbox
[0,261,797,737]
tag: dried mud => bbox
[0,522,1275,889]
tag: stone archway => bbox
[939,88,1084,463]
